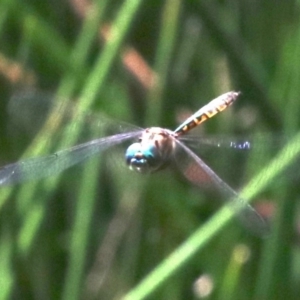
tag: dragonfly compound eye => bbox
[125,142,159,173]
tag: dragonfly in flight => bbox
[0,91,269,235]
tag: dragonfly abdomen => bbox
[174,91,240,135]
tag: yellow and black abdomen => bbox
[174,91,240,136]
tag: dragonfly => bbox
[0,91,269,235]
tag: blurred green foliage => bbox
[0,0,300,300]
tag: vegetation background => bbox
[0,0,300,299]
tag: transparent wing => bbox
[178,132,300,188]
[178,133,288,150]
[0,131,143,186]
[7,90,143,149]
[174,139,270,236]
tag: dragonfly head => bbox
[126,128,175,173]
[125,142,162,173]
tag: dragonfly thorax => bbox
[125,127,176,173]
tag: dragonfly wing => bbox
[0,131,143,186]
[8,90,143,147]
[178,133,288,151]
[174,140,270,236]
[178,132,300,188]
